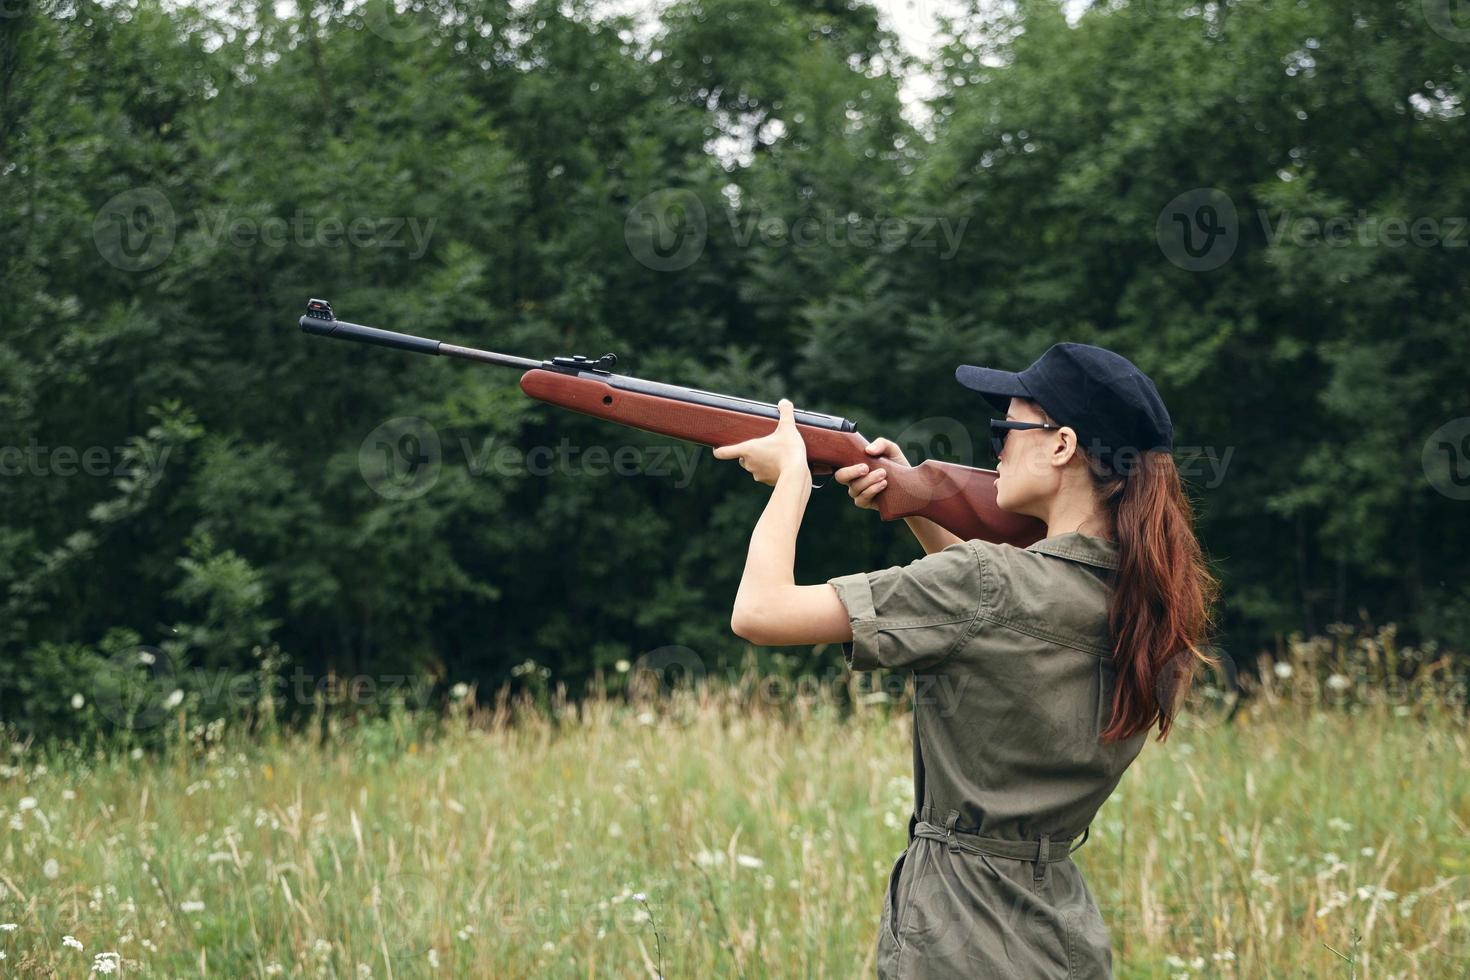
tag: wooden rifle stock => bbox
[519,368,1045,547]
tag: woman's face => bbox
[993,397,1066,515]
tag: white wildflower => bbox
[0,923,16,931]
[1326,673,1351,692]
[357,964,372,978]
[637,711,655,726]
[542,940,555,951]
[43,859,59,879]
[1213,949,1236,962]
[62,934,84,951]
[450,682,469,700]
[736,854,764,869]
[1356,885,1397,903]
[163,689,184,710]
[138,650,155,665]
[427,948,439,969]
[1273,661,1293,679]
[71,693,85,710]
[615,659,630,673]
[694,850,725,868]
[93,952,121,974]
[17,797,36,811]
[632,892,647,902]
[608,821,623,838]
[179,900,205,913]
[1327,817,1352,833]
[264,964,284,976]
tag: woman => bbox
[713,343,1218,978]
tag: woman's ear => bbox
[1052,426,1079,468]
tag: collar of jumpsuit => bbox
[825,529,1145,977]
[1024,530,1120,571]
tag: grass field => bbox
[1,654,1467,978]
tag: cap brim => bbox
[955,364,1030,414]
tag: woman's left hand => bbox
[713,399,811,486]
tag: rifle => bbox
[298,299,1044,547]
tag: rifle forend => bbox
[518,368,1043,547]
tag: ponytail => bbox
[1089,450,1219,742]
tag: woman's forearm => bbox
[904,515,964,555]
[732,469,812,611]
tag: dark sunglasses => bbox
[989,419,1063,459]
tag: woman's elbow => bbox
[730,606,769,645]
[729,602,776,646]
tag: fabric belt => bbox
[910,809,1090,886]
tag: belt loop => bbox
[1033,834,1050,886]
[944,810,960,853]
[1069,826,1091,854]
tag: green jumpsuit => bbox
[827,532,1146,979]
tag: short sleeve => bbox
[826,541,986,672]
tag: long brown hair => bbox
[1088,449,1220,742]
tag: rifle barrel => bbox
[299,312,540,369]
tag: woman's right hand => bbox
[834,438,910,512]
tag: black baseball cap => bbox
[955,343,1173,470]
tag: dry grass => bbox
[1,649,1466,978]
